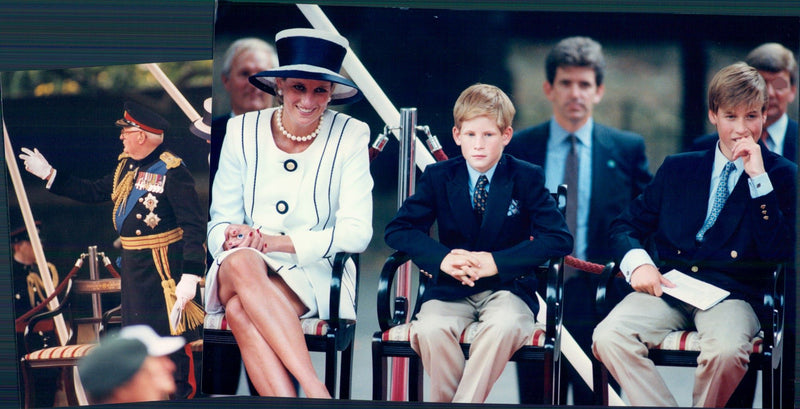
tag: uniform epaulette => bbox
[160,151,183,169]
[118,152,131,160]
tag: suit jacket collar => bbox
[689,148,749,258]
[783,118,798,163]
[445,156,514,248]
[446,158,478,237]
[478,156,514,245]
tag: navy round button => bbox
[276,201,288,214]
[284,159,297,172]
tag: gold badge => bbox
[144,212,161,229]
[142,193,159,212]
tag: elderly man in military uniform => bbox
[19,101,206,399]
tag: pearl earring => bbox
[277,89,283,96]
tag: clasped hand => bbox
[440,249,498,287]
[223,224,267,252]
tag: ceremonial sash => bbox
[115,160,167,234]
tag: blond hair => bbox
[453,83,515,131]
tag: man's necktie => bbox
[563,135,580,279]
[696,161,735,242]
[473,175,489,215]
[564,134,579,239]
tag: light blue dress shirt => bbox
[544,118,593,260]
[467,162,498,209]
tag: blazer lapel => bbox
[694,173,749,258]
[446,162,480,235]
[783,118,798,163]
[478,157,512,246]
[529,124,549,166]
[671,150,715,251]
[589,126,616,204]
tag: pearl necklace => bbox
[276,106,324,142]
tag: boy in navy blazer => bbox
[385,83,573,403]
[592,63,796,407]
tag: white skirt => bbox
[204,247,319,319]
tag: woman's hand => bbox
[223,224,265,251]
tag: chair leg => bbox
[21,360,32,409]
[592,354,609,405]
[371,341,387,400]
[324,335,338,397]
[542,352,553,405]
[553,354,562,405]
[339,342,353,399]
[763,361,775,409]
[62,366,80,406]
[408,356,423,402]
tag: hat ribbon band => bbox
[124,111,164,134]
[277,36,346,74]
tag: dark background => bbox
[0,1,798,408]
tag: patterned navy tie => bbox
[473,175,489,215]
[696,161,735,242]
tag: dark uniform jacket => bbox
[49,145,206,335]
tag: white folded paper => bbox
[662,269,730,310]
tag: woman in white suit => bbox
[202,28,372,398]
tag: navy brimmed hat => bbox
[249,28,362,105]
[115,101,170,135]
[78,326,184,400]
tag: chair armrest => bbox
[763,263,785,367]
[594,261,618,317]
[543,257,565,356]
[24,279,75,352]
[328,252,357,328]
[377,251,414,333]
[101,305,122,332]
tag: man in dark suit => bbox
[506,36,652,404]
[692,43,797,163]
[385,84,573,403]
[593,63,796,407]
[210,37,276,187]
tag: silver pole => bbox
[397,108,417,207]
[88,245,102,337]
[391,108,417,399]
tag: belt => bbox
[119,228,183,250]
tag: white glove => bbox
[175,274,201,307]
[170,274,201,331]
[19,147,53,180]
